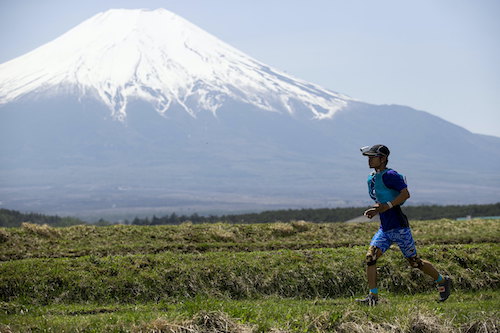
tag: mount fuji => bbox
[1,8,499,219]
[0,8,350,121]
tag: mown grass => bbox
[1,292,498,332]
[1,219,498,260]
[0,219,498,332]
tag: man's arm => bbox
[364,188,410,219]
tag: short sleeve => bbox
[382,169,407,192]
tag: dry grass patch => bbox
[132,309,496,333]
[134,311,253,333]
[21,222,60,238]
[210,224,237,242]
[0,229,9,243]
[270,223,296,237]
[461,317,499,333]
[290,220,312,232]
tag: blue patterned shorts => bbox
[370,227,417,258]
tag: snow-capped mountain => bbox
[0,8,499,218]
[0,8,350,121]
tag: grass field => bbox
[1,219,499,332]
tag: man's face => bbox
[368,155,385,169]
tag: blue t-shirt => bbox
[367,169,409,231]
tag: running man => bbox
[356,144,451,305]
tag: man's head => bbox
[360,144,390,170]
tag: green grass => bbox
[1,244,498,303]
[0,219,499,332]
[1,292,498,332]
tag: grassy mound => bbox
[1,219,498,260]
[1,244,498,303]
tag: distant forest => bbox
[0,209,85,228]
[1,203,500,227]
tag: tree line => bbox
[1,203,499,227]
[0,209,84,227]
[131,203,500,225]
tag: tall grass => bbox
[1,244,498,304]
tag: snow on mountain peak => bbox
[0,8,351,121]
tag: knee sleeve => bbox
[366,246,382,266]
[407,256,424,269]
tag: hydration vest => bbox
[367,169,407,204]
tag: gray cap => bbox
[360,144,390,157]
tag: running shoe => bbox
[355,293,379,306]
[437,276,452,302]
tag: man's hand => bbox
[364,207,378,219]
[364,203,390,219]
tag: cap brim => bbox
[362,152,386,157]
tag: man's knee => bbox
[366,246,383,266]
[407,255,424,269]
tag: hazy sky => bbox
[1,0,499,137]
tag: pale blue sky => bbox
[1,0,499,137]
